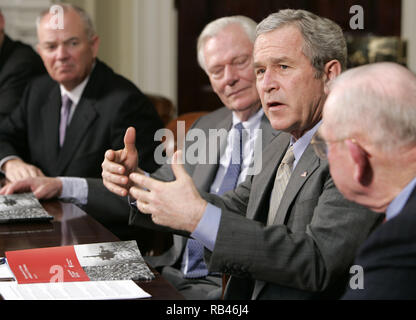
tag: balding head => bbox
[319,62,416,212]
[324,62,416,153]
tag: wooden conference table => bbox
[0,200,184,300]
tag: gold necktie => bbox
[267,145,295,225]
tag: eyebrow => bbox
[253,56,294,68]
[41,37,80,45]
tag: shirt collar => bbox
[386,176,416,221]
[59,75,90,107]
[290,120,322,169]
[59,62,95,106]
[232,107,264,130]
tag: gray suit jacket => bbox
[144,107,278,268]
[201,132,382,299]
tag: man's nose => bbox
[224,64,239,87]
[56,44,70,60]
[260,69,280,93]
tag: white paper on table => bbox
[0,258,15,280]
[0,280,151,300]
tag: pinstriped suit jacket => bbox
[202,132,383,299]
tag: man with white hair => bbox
[317,62,416,299]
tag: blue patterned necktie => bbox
[183,122,244,279]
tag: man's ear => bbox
[91,35,100,58]
[346,139,371,186]
[323,60,341,94]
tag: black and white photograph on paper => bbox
[0,193,53,224]
[74,241,155,281]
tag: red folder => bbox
[6,245,90,284]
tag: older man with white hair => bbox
[317,62,416,299]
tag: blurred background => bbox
[1,0,414,117]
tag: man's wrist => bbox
[0,156,20,173]
[57,177,89,205]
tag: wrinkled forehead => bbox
[253,25,304,60]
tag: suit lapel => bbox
[260,114,280,146]
[55,62,104,175]
[41,85,61,172]
[273,143,320,225]
[56,96,98,174]
[192,112,232,191]
[248,133,290,221]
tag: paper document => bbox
[0,280,151,300]
[6,240,154,284]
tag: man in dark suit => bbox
[317,62,416,299]
[0,10,45,123]
[102,9,382,300]
[0,4,162,182]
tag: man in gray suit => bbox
[3,16,276,299]
[317,62,416,299]
[104,9,382,299]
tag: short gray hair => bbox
[36,3,96,41]
[256,9,347,78]
[197,15,257,71]
[325,62,416,152]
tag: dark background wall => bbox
[176,0,401,114]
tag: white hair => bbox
[197,15,257,71]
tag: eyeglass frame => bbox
[311,132,357,160]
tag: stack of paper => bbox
[0,241,153,300]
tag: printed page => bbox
[0,193,53,223]
[6,245,89,284]
[0,280,151,300]
[5,240,154,284]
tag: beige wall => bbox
[66,0,177,108]
[402,0,416,72]
[67,0,134,81]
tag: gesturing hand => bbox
[102,127,142,197]
[129,150,207,233]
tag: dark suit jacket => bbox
[342,185,416,300]
[0,59,163,178]
[0,35,45,123]
[200,132,382,299]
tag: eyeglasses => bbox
[311,132,356,160]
